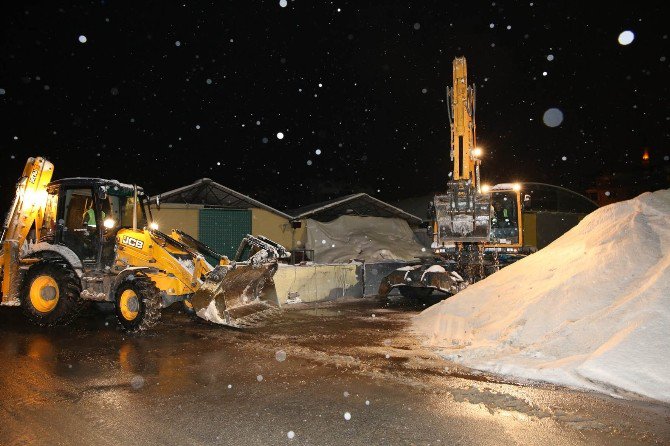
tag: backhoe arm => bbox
[1,157,54,245]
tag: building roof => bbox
[289,193,423,225]
[151,178,292,219]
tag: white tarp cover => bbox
[414,189,670,403]
[304,215,426,263]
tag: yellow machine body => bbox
[0,157,284,330]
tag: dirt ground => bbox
[0,296,668,446]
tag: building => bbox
[150,178,297,258]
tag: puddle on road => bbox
[293,307,342,317]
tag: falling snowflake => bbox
[275,350,287,362]
[262,137,269,143]
[287,431,295,439]
[175,40,181,47]
[542,108,564,127]
[206,78,212,85]
[78,35,87,43]
[547,54,554,61]
[365,400,370,406]
[605,191,611,197]
[227,384,232,389]
[279,0,287,7]
[307,160,313,166]
[421,88,427,94]
[413,23,420,30]
[618,30,635,45]
[561,156,567,161]
[256,375,264,382]
[0,88,5,95]
[130,375,145,389]
[343,391,349,397]
[315,149,322,155]
[344,412,351,421]
[276,132,284,139]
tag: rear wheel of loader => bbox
[114,276,161,333]
[21,261,84,327]
[398,286,434,300]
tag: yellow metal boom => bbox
[447,57,478,187]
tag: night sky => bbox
[1,1,668,211]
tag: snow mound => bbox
[305,216,425,263]
[414,189,670,403]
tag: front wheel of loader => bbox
[21,260,84,327]
[114,276,161,333]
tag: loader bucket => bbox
[190,262,281,328]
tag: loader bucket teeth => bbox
[190,263,281,328]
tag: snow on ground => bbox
[413,189,670,403]
[305,216,425,263]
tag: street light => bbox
[472,147,483,158]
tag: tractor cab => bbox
[41,178,150,268]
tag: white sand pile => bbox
[414,189,670,403]
[304,216,425,263]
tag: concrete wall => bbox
[273,263,363,304]
[152,204,202,238]
[250,208,293,249]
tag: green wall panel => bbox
[198,209,252,260]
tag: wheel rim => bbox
[183,299,193,310]
[119,289,140,321]
[29,275,60,313]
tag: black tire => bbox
[114,275,161,333]
[20,260,84,327]
[398,286,434,300]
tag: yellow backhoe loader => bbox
[0,157,288,332]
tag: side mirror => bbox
[523,194,532,210]
[97,187,108,200]
[155,195,161,211]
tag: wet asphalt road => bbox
[0,297,669,446]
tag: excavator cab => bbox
[487,184,523,248]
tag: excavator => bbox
[378,57,530,299]
[0,157,288,332]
